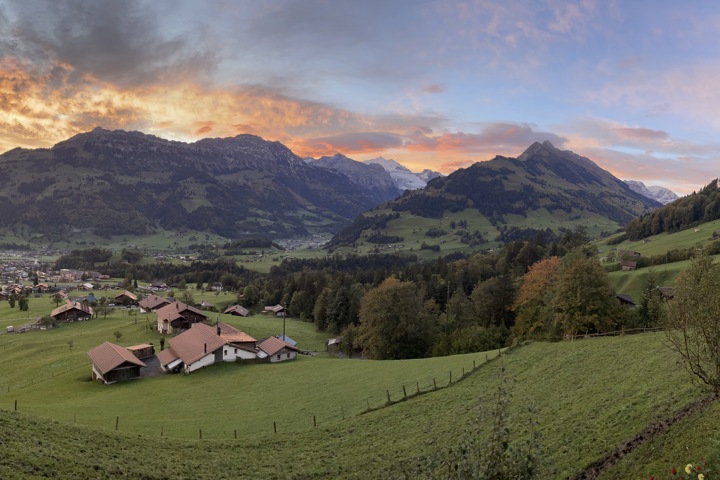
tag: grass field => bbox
[1,326,717,478]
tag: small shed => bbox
[127,343,155,359]
[87,342,146,384]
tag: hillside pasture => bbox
[0,332,714,479]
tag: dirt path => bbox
[570,393,716,480]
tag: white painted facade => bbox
[222,346,257,362]
[269,349,297,363]
[185,352,217,373]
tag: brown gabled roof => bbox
[217,322,256,344]
[138,294,170,311]
[114,290,138,301]
[257,336,299,357]
[156,301,207,322]
[223,305,249,316]
[51,301,94,318]
[167,323,227,366]
[156,348,180,368]
[87,342,146,375]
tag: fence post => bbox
[161,426,164,438]
[234,429,237,439]
[473,360,476,370]
[199,428,202,440]
[416,381,420,394]
[386,390,391,404]
[449,371,452,384]
[433,378,437,390]
[14,400,17,411]
[402,385,407,399]
[115,416,119,431]
[273,421,277,434]
[313,415,317,427]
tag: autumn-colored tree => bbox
[355,276,434,359]
[512,256,561,338]
[551,254,621,338]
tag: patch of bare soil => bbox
[570,394,716,480]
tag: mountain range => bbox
[328,141,662,249]
[0,129,667,245]
[623,180,679,204]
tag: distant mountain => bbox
[0,128,390,240]
[624,180,679,204]
[415,169,443,183]
[364,157,427,191]
[329,141,660,248]
[309,153,402,205]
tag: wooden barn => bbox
[87,342,146,384]
[51,301,94,322]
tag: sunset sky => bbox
[2,1,720,194]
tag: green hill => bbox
[327,141,659,257]
[1,312,717,479]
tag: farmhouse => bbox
[223,304,249,317]
[51,300,94,322]
[621,260,637,271]
[113,290,138,306]
[257,336,299,363]
[156,301,208,334]
[87,342,146,384]
[157,322,257,373]
[138,294,171,312]
[263,304,286,317]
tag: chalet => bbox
[210,282,223,292]
[156,301,208,334]
[113,290,138,306]
[35,283,49,293]
[257,336,299,363]
[87,342,146,384]
[150,282,168,292]
[126,343,155,359]
[157,322,256,374]
[621,261,637,271]
[77,282,94,291]
[263,304,286,317]
[138,294,171,312]
[615,294,636,307]
[223,304,250,317]
[51,300,94,322]
[618,250,641,259]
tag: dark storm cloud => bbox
[6,0,218,86]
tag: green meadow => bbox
[1,315,718,478]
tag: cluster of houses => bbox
[86,295,300,384]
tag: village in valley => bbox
[0,255,316,386]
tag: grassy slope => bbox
[0,332,713,479]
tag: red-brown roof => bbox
[217,322,256,344]
[138,294,170,311]
[223,305,249,316]
[156,301,207,322]
[257,336,299,357]
[114,290,138,301]
[156,348,180,367]
[87,342,146,375]
[167,323,227,366]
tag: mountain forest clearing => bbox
[0,326,717,479]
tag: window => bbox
[287,353,290,358]
[276,354,281,360]
[224,350,227,355]
[234,348,237,354]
